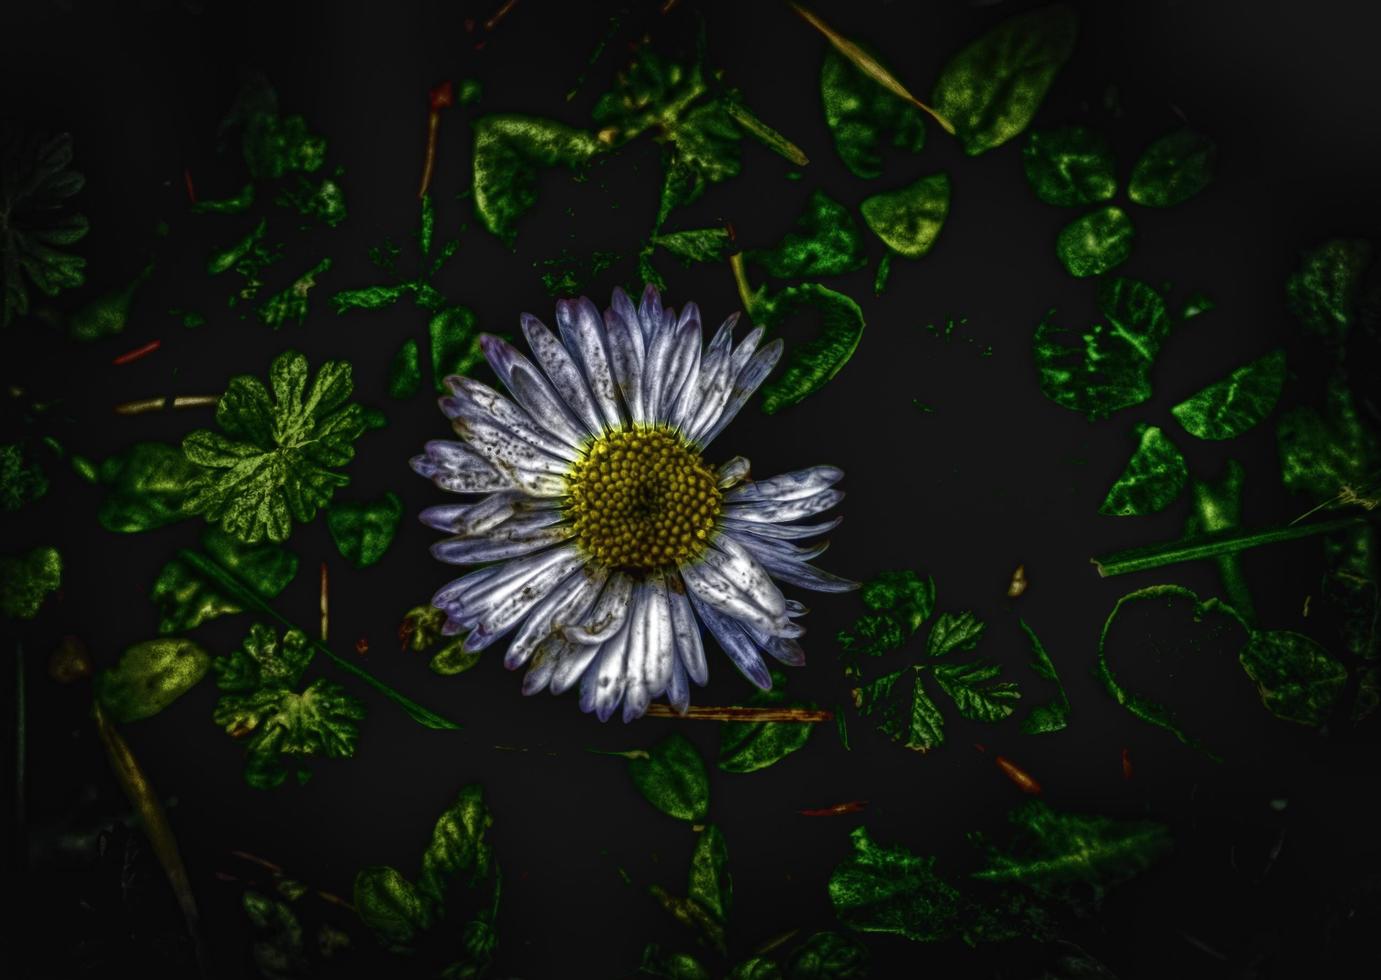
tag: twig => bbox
[798,800,867,816]
[319,562,329,643]
[644,704,834,722]
[484,0,519,31]
[112,339,162,366]
[114,395,218,415]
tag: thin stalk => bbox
[1092,514,1374,578]
[643,704,833,722]
[114,395,218,415]
[14,643,25,872]
[728,252,758,321]
[178,549,461,731]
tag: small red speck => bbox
[798,800,868,817]
[183,168,196,204]
[1121,747,1133,781]
[355,636,369,655]
[429,80,455,111]
[112,339,162,366]
[973,742,987,754]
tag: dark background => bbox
[4,0,1381,977]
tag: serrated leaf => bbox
[819,44,926,179]
[471,115,601,246]
[327,492,403,568]
[0,544,61,619]
[755,283,864,415]
[926,611,985,658]
[354,867,431,950]
[1239,630,1347,726]
[1099,425,1187,516]
[183,349,365,544]
[931,4,1079,156]
[94,637,210,723]
[828,827,963,942]
[1127,129,1215,208]
[1171,349,1285,440]
[855,667,946,752]
[1285,238,1373,345]
[1055,205,1133,278]
[932,661,1021,722]
[1022,126,1116,206]
[837,571,935,674]
[629,733,709,822]
[750,191,865,278]
[859,173,950,258]
[1033,276,1171,419]
[1,128,88,327]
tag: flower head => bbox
[412,286,854,721]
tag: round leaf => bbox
[859,173,950,258]
[93,638,210,723]
[1056,206,1133,278]
[1171,349,1286,441]
[628,733,709,822]
[1240,630,1347,726]
[1128,129,1215,207]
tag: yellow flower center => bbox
[565,427,721,571]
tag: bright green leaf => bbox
[430,307,483,392]
[1171,349,1285,440]
[94,637,210,723]
[354,867,431,950]
[0,545,61,619]
[653,228,732,265]
[854,667,946,752]
[859,173,950,258]
[97,441,204,533]
[718,674,814,773]
[926,611,985,658]
[151,529,299,634]
[1055,205,1133,278]
[932,661,1021,722]
[418,784,494,909]
[828,826,962,942]
[429,638,483,676]
[784,931,869,980]
[472,115,601,246]
[1099,425,1187,516]
[256,258,332,330]
[1018,620,1070,735]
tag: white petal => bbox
[480,334,589,449]
[721,489,845,524]
[637,284,664,345]
[411,441,510,494]
[522,313,606,436]
[726,465,844,503]
[686,589,772,690]
[719,515,841,540]
[698,338,784,447]
[687,324,759,443]
[504,565,607,669]
[666,654,691,713]
[657,303,702,425]
[604,305,646,423]
[562,573,634,644]
[583,617,632,721]
[443,376,579,461]
[716,456,751,489]
[680,559,788,637]
[556,297,624,430]
[667,572,708,686]
[419,492,519,534]
[699,535,787,617]
[621,582,652,722]
[431,523,574,565]
[444,544,583,635]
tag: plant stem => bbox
[643,704,834,722]
[178,549,462,731]
[13,643,25,873]
[1092,514,1375,578]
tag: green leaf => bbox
[718,675,814,773]
[657,102,743,220]
[750,191,865,278]
[629,733,709,823]
[429,307,483,392]
[472,115,601,246]
[653,228,732,265]
[687,824,732,923]
[1127,129,1215,208]
[354,866,431,950]
[183,349,366,544]
[326,492,403,568]
[191,183,254,215]
[641,945,713,980]
[859,173,950,258]
[828,826,963,942]
[1099,425,1188,516]
[837,571,935,672]
[1277,374,1377,503]
[97,441,204,533]
[68,263,152,341]
[1171,349,1286,440]
[1239,630,1347,726]
[93,638,211,723]
[784,932,869,979]
[0,442,47,511]
[1285,238,1373,345]
[256,258,332,329]
[0,545,61,619]
[151,529,298,634]
[1022,126,1116,206]
[932,661,1021,722]
[926,611,986,658]
[755,283,864,415]
[243,108,326,179]
[931,4,1079,156]
[242,890,309,979]
[429,638,483,676]
[973,801,1172,904]
[1018,620,1070,735]
[854,667,946,752]
[1,129,88,327]
[1033,275,1171,419]
[1188,460,1256,624]
[819,45,926,179]
[388,338,422,399]
[212,624,366,789]
[331,283,412,313]
[1055,206,1133,278]
[418,784,494,909]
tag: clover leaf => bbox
[182,349,366,544]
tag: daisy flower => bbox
[411,286,855,721]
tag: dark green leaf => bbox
[472,115,601,246]
[1055,206,1133,278]
[719,674,814,773]
[927,611,985,658]
[97,441,204,533]
[1019,620,1070,735]
[354,867,431,950]
[1285,238,1373,345]
[0,544,61,619]
[1,129,88,327]
[242,889,308,980]
[932,661,1021,722]
[94,637,211,723]
[640,945,713,980]
[326,492,403,568]
[756,283,864,415]
[331,283,412,313]
[1033,276,1171,419]
[1171,349,1285,440]
[276,175,348,227]
[183,350,366,544]
[388,338,422,399]
[784,931,869,979]
[429,307,483,392]
[658,102,743,220]
[1239,630,1347,726]
[750,191,865,278]
[418,784,494,909]
[1022,126,1116,206]
[256,258,332,330]
[243,109,326,179]
[837,571,935,672]
[727,959,782,980]
[931,4,1079,156]
[687,825,731,923]
[819,45,926,179]
[151,529,299,634]
[854,667,946,752]
[1099,425,1187,516]
[653,228,732,264]
[191,183,254,215]
[1127,129,1215,208]
[859,173,950,258]
[0,442,47,511]
[68,263,152,341]
[629,733,710,823]
[429,638,483,676]
[828,826,963,941]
